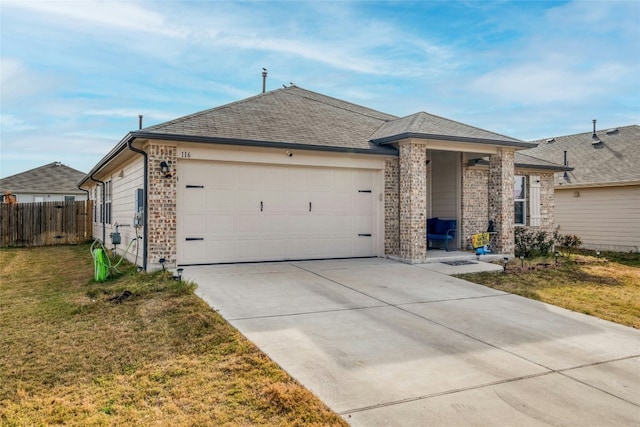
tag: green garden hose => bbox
[93,247,110,282]
[90,238,138,282]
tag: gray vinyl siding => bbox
[554,185,640,252]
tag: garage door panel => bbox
[207,189,235,212]
[236,165,263,188]
[355,193,373,212]
[183,188,206,210]
[206,163,236,187]
[236,215,262,234]
[355,236,375,253]
[286,215,311,234]
[178,160,379,264]
[355,215,374,234]
[182,239,207,263]
[235,190,262,212]
[182,214,206,234]
[207,214,235,234]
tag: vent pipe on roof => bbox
[262,68,268,93]
[139,115,143,130]
[592,119,597,137]
[562,150,569,181]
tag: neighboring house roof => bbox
[523,124,640,187]
[370,111,534,148]
[0,162,86,195]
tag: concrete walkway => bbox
[183,258,640,426]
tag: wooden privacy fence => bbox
[0,200,93,247]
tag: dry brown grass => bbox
[0,244,347,426]
[457,255,640,329]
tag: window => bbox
[104,180,112,224]
[93,187,99,223]
[64,195,75,202]
[514,176,526,225]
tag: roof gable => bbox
[370,111,529,147]
[523,125,640,185]
[0,162,86,194]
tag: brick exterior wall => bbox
[461,166,489,250]
[398,141,427,262]
[539,172,555,233]
[384,158,400,257]
[489,149,515,254]
[146,143,177,270]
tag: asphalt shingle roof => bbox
[143,86,527,151]
[523,125,640,186]
[0,162,86,194]
[514,152,571,170]
[144,86,397,151]
[370,111,525,145]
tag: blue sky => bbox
[1,0,638,178]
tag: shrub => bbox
[514,227,555,258]
[554,232,583,256]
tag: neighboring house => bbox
[79,86,567,271]
[0,162,88,203]
[522,124,640,252]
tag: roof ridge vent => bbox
[606,128,619,135]
[546,138,555,143]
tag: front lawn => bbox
[0,244,347,426]
[456,253,640,329]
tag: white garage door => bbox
[177,160,379,264]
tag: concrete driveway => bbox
[183,258,640,426]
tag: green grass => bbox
[457,253,640,329]
[0,244,347,426]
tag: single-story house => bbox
[0,162,88,203]
[522,124,639,252]
[79,86,568,271]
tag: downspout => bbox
[77,186,90,200]
[89,173,106,244]
[127,137,148,271]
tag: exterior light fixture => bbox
[174,268,184,281]
[520,254,525,268]
[502,257,509,273]
[160,161,171,177]
[596,250,600,258]
[554,251,560,264]
[159,258,166,270]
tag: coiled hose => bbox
[91,238,138,282]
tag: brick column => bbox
[461,165,489,250]
[384,158,400,257]
[399,141,427,262]
[146,143,177,271]
[489,149,515,254]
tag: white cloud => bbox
[469,62,631,105]
[2,0,188,38]
[0,58,59,103]
[0,114,38,132]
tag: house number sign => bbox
[180,152,192,158]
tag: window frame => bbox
[514,175,527,226]
[104,180,112,225]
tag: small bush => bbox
[554,232,583,256]
[515,227,555,258]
